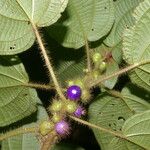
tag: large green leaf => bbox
[47,0,114,49]
[123,0,150,92]
[0,56,37,126]
[122,110,150,150]
[104,0,143,47]
[0,0,68,55]
[1,100,49,150]
[89,85,150,150]
[108,137,144,150]
[89,93,133,150]
[121,84,150,113]
[52,143,85,150]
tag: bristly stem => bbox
[69,116,146,149]
[41,133,58,150]
[85,39,92,73]
[23,82,54,90]
[0,127,37,141]
[89,60,150,88]
[69,116,125,139]
[31,22,66,100]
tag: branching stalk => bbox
[23,82,54,90]
[70,116,125,139]
[85,39,92,72]
[0,127,37,141]
[69,116,146,149]
[31,22,66,100]
[90,60,150,87]
[41,133,57,150]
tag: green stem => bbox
[69,116,147,149]
[41,133,58,150]
[70,116,125,139]
[0,127,37,141]
[90,60,150,87]
[31,22,66,100]
[85,39,92,73]
[23,82,54,90]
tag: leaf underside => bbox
[123,0,150,92]
[47,0,114,49]
[0,0,68,55]
[0,56,37,126]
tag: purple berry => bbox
[74,106,85,118]
[66,85,81,100]
[55,120,70,135]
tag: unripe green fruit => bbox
[74,79,84,89]
[39,121,54,136]
[81,89,92,104]
[67,80,74,86]
[65,101,77,113]
[92,53,102,63]
[49,100,63,112]
[52,113,62,123]
[99,61,107,72]
[92,70,99,79]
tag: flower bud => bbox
[39,121,54,136]
[55,120,70,136]
[49,100,63,112]
[65,100,77,114]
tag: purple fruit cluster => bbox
[55,85,86,137]
[55,120,70,136]
[74,106,85,118]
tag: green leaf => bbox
[121,84,150,113]
[89,93,133,150]
[104,0,143,47]
[52,143,85,150]
[104,59,119,89]
[108,137,144,150]
[111,42,123,64]
[1,100,49,150]
[122,110,150,149]
[0,56,37,126]
[123,0,150,92]
[89,85,150,150]
[47,0,114,49]
[0,0,68,55]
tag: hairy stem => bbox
[23,82,54,90]
[41,133,57,150]
[70,116,125,139]
[31,22,66,100]
[90,60,150,87]
[69,116,146,149]
[85,39,92,72]
[0,127,37,141]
